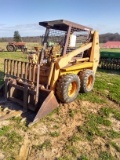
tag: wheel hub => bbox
[68,82,77,97]
[86,75,93,89]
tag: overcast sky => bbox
[0,0,120,37]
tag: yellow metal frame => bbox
[61,62,93,71]
[50,31,99,90]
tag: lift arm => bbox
[56,42,92,69]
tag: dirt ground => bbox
[0,96,120,160]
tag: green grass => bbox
[77,109,115,141]
[0,126,10,136]
[10,117,28,131]
[99,107,120,121]
[32,139,52,151]
[50,131,60,137]
[0,51,27,71]
[78,92,106,104]
[0,51,28,66]
[53,125,59,129]
[57,155,72,160]
[5,131,22,147]
[77,111,112,141]
[65,145,79,157]
[94,70,120,104]
[69,133,82,143]
[76,106,120,141]
[107,129,120,139]
[110,142,120,152]
[99,107,113,118]
[78,155,89,160]
[112,110,120,121]
[0,127,22,159]
[68,108,78,118]
[99,151,114,160]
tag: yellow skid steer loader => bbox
[2,19,99,125]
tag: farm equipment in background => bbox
[6,42,27,52]
[99,51,120,70]
[1,19,99,125]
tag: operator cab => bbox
[39,19,93,57]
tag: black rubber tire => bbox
[6,45,15,52]
[79,69,95,93]
[56,74,80,103]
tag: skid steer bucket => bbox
[30,90,59,125]
[3,79,59,125]
[3,59,59,125]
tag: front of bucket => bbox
[2,78,59,125]
[30,90,59,125]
